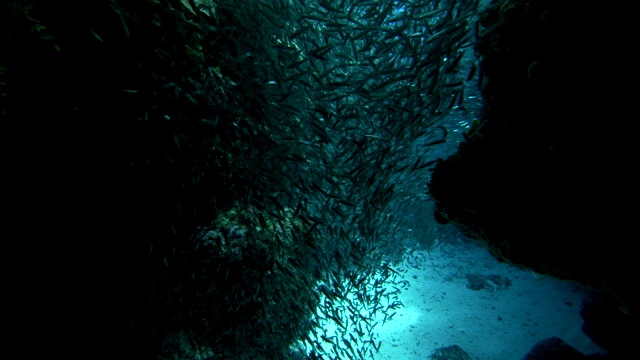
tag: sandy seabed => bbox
[374,239,606,360]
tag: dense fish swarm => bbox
[2,0,486,359]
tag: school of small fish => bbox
[111,0,488,358]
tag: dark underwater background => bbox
[2,0,635,359]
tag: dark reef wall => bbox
[428,0,636,311]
